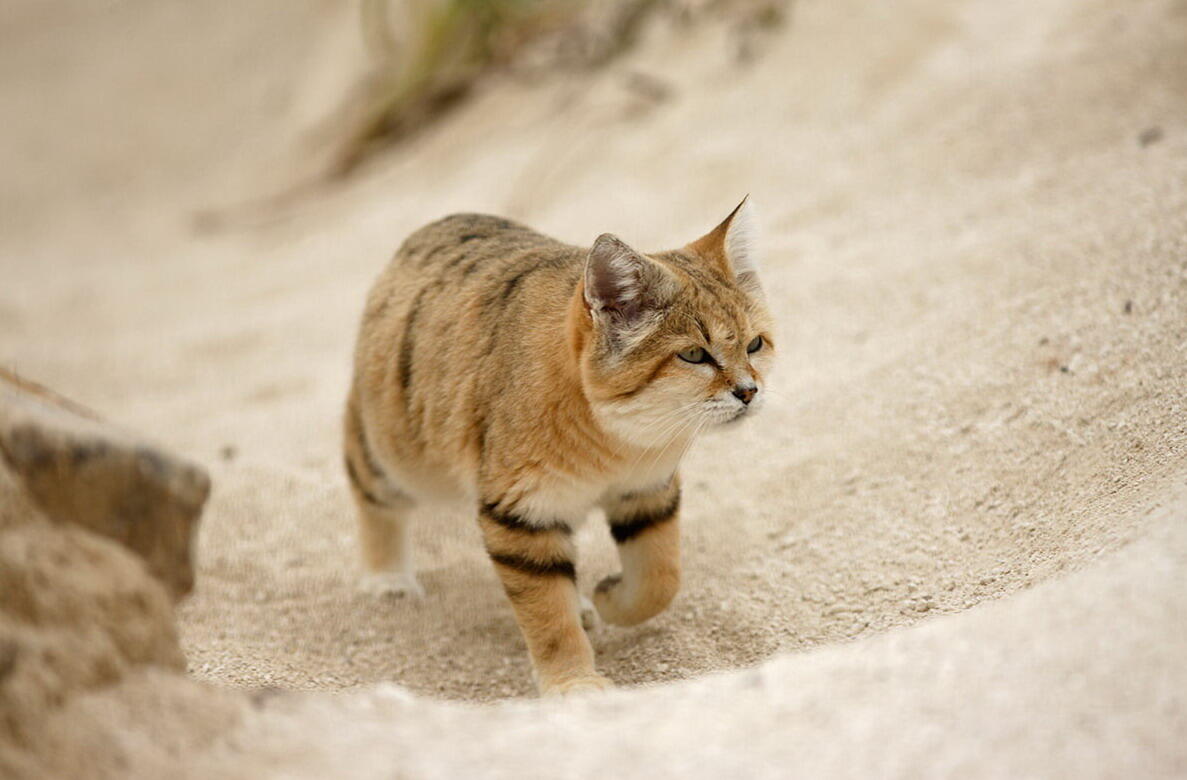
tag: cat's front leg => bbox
[595,477,681,627]
[478,502,611,695]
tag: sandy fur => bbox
[346,208,773,691]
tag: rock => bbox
[0,371,200,773]
[0,524,185,748]
[0,369,210,600]
[1138,126,1163,147]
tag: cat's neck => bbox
[561,282,701,477]
[562,280,592,385]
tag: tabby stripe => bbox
[344,456,386,507]
[489,552,576,581]
[481,503,571,535]
[609,492,680,543]
[459,256,484,277]
[358,430,386,483]
[497,268,528,302]
[443,242,484,275]
[488,253,561,311]
[481,263,534,318]
[397,287,428,395]
[348,403,387,484]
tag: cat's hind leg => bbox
[354,494,423,599]
[345,403,423,599]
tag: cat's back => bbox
[351,213,586,489]
[395,212,569,278]
[362,213,574,315]
[376,211,575,315]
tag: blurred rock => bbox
[0,523,185,751]
[0,369,210,600]
[0,371,199,775]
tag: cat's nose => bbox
[732,383,757,405]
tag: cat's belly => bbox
[374,450,476,505]
[369,399,688,520]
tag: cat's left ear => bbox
[584,233,675,326]
[688,197,761,292]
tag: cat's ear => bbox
[688,197,761,291]
[584,233,674,339]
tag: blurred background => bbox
[0,0,1185,772]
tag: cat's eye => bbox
[677,346,710,364]
[747,335,764,354]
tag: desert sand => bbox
[1,0,1185,776]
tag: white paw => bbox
[579,594,598,631]
[542,674,614,697]
[361,571,425,600]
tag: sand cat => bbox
[344,200,773,695]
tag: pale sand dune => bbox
[1,0,1185,775]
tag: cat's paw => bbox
[579,593,598,631]
[594,572,676,627]
[541,674,614,697]
[361,570,425,600]
[592,574,630,625]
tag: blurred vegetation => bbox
[329,0,785,177]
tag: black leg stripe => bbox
[357,429,388,483]
[345,455,386,507]
[609,492,680,544]
[489,552,576,581]
[396,303,419,393]
[397,286,428,396]
[349,404,388,483]
[481,503,571,535]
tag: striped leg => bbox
[595,478,681,627]
[478,502,611,695]
[345,399,423,598]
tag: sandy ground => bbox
[2,0,1186,773]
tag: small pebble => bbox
[1138,126,1163,147]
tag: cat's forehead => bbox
[696,310,749,343]
[672,286,753,342]
[653,249,760,337]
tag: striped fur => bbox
[345,203,775,695]
[596,477,683,626]
[608,490,680,543]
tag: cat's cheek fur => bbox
[591,372,714,449]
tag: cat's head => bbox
[576,198,775,449]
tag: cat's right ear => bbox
[688,197,762,295]
[584,234,673,341]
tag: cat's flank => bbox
[344,200,774,695]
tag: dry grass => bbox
[331,0,593,176]
[328,0,784,176]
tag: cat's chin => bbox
[720,409,751,426]
[697,408,751,431]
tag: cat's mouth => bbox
[704,406,750,426]
[722,408,750,425]
[698,396,761,428]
